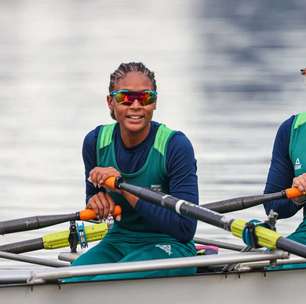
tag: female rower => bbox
[68,62,199,281]
[264,69,306,245]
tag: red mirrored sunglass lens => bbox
[112,91,157,105]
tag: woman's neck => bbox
[119,123,151,148]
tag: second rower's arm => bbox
[264,116,303,218]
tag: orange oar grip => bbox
[113,205,122,217]
[79,209,97,220]
[285,187,304,199]
[103,176,117,190]
[79,205,122,221]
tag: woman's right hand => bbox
[292,173,306,205]
[292,173,306,193]
[86,192,116,219]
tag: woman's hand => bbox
[88,166,139,208]
[89,166,121,188]
[292,173,306,206]
[292,173,306,193]
[121,190,139,208]
[86,192,116,219]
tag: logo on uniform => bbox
[295,158,302,170]
[150,184,162,192]
[155,244,172,256]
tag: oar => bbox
[194,236,251,252]
[0,223,108,254]
[201,188,303,213]
[0,250,68,267]
[0,206,121,235]
[103,177,306,258]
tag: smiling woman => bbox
[107,69,157,147]
[65,62,199,282]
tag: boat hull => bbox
[1,268,305,304]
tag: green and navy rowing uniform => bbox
[69,121,198,281]
[264,112,306,244]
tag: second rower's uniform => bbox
[264,112,306,244]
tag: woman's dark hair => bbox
[109,62,157,93]
[108,62,157,120]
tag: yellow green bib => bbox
[96,123,175,232]
[289,112,306,177]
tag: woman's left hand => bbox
[89,166,121,188]
[292,173,306,193]
[88,166,139,208]
[292,173,306,205]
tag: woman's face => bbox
[107,71,156,137]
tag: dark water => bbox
[0,1,305,265]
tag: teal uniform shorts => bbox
[64,227,196,282]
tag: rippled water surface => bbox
[0,0,306,267]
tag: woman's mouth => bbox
[126,115,144,121]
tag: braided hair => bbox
[109,62,157,93]
[108,62,157,120]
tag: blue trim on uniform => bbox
[264,115,303,219]
[82,121,198,242]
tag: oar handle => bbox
[285,187,305,199]
[104,176,118,190]
[78,205,122,220]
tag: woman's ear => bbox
[107,95,113,110]
[107,95,117,120]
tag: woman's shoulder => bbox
[153,122,193,148]
[83,125,103,147]
[278,115,295,131]
[166,129,195,160]
[169,131,194,155]
[273,115,295,139]
[85,125,101,138]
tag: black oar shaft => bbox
[180,200,229,229]
[0,213,77,235]
[276,237,306,258]
[202,191,287,213]
[0,209,100,235]
[0,238,43,253]
[109,178,306,258]
[119,183,291,214]
[118,182,231,230]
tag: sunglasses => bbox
[110,89,157,106]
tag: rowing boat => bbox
[0,180,306,303]
[0,251,306,304]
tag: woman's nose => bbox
[130,99,142,107]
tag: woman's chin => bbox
[123,120,148,134]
